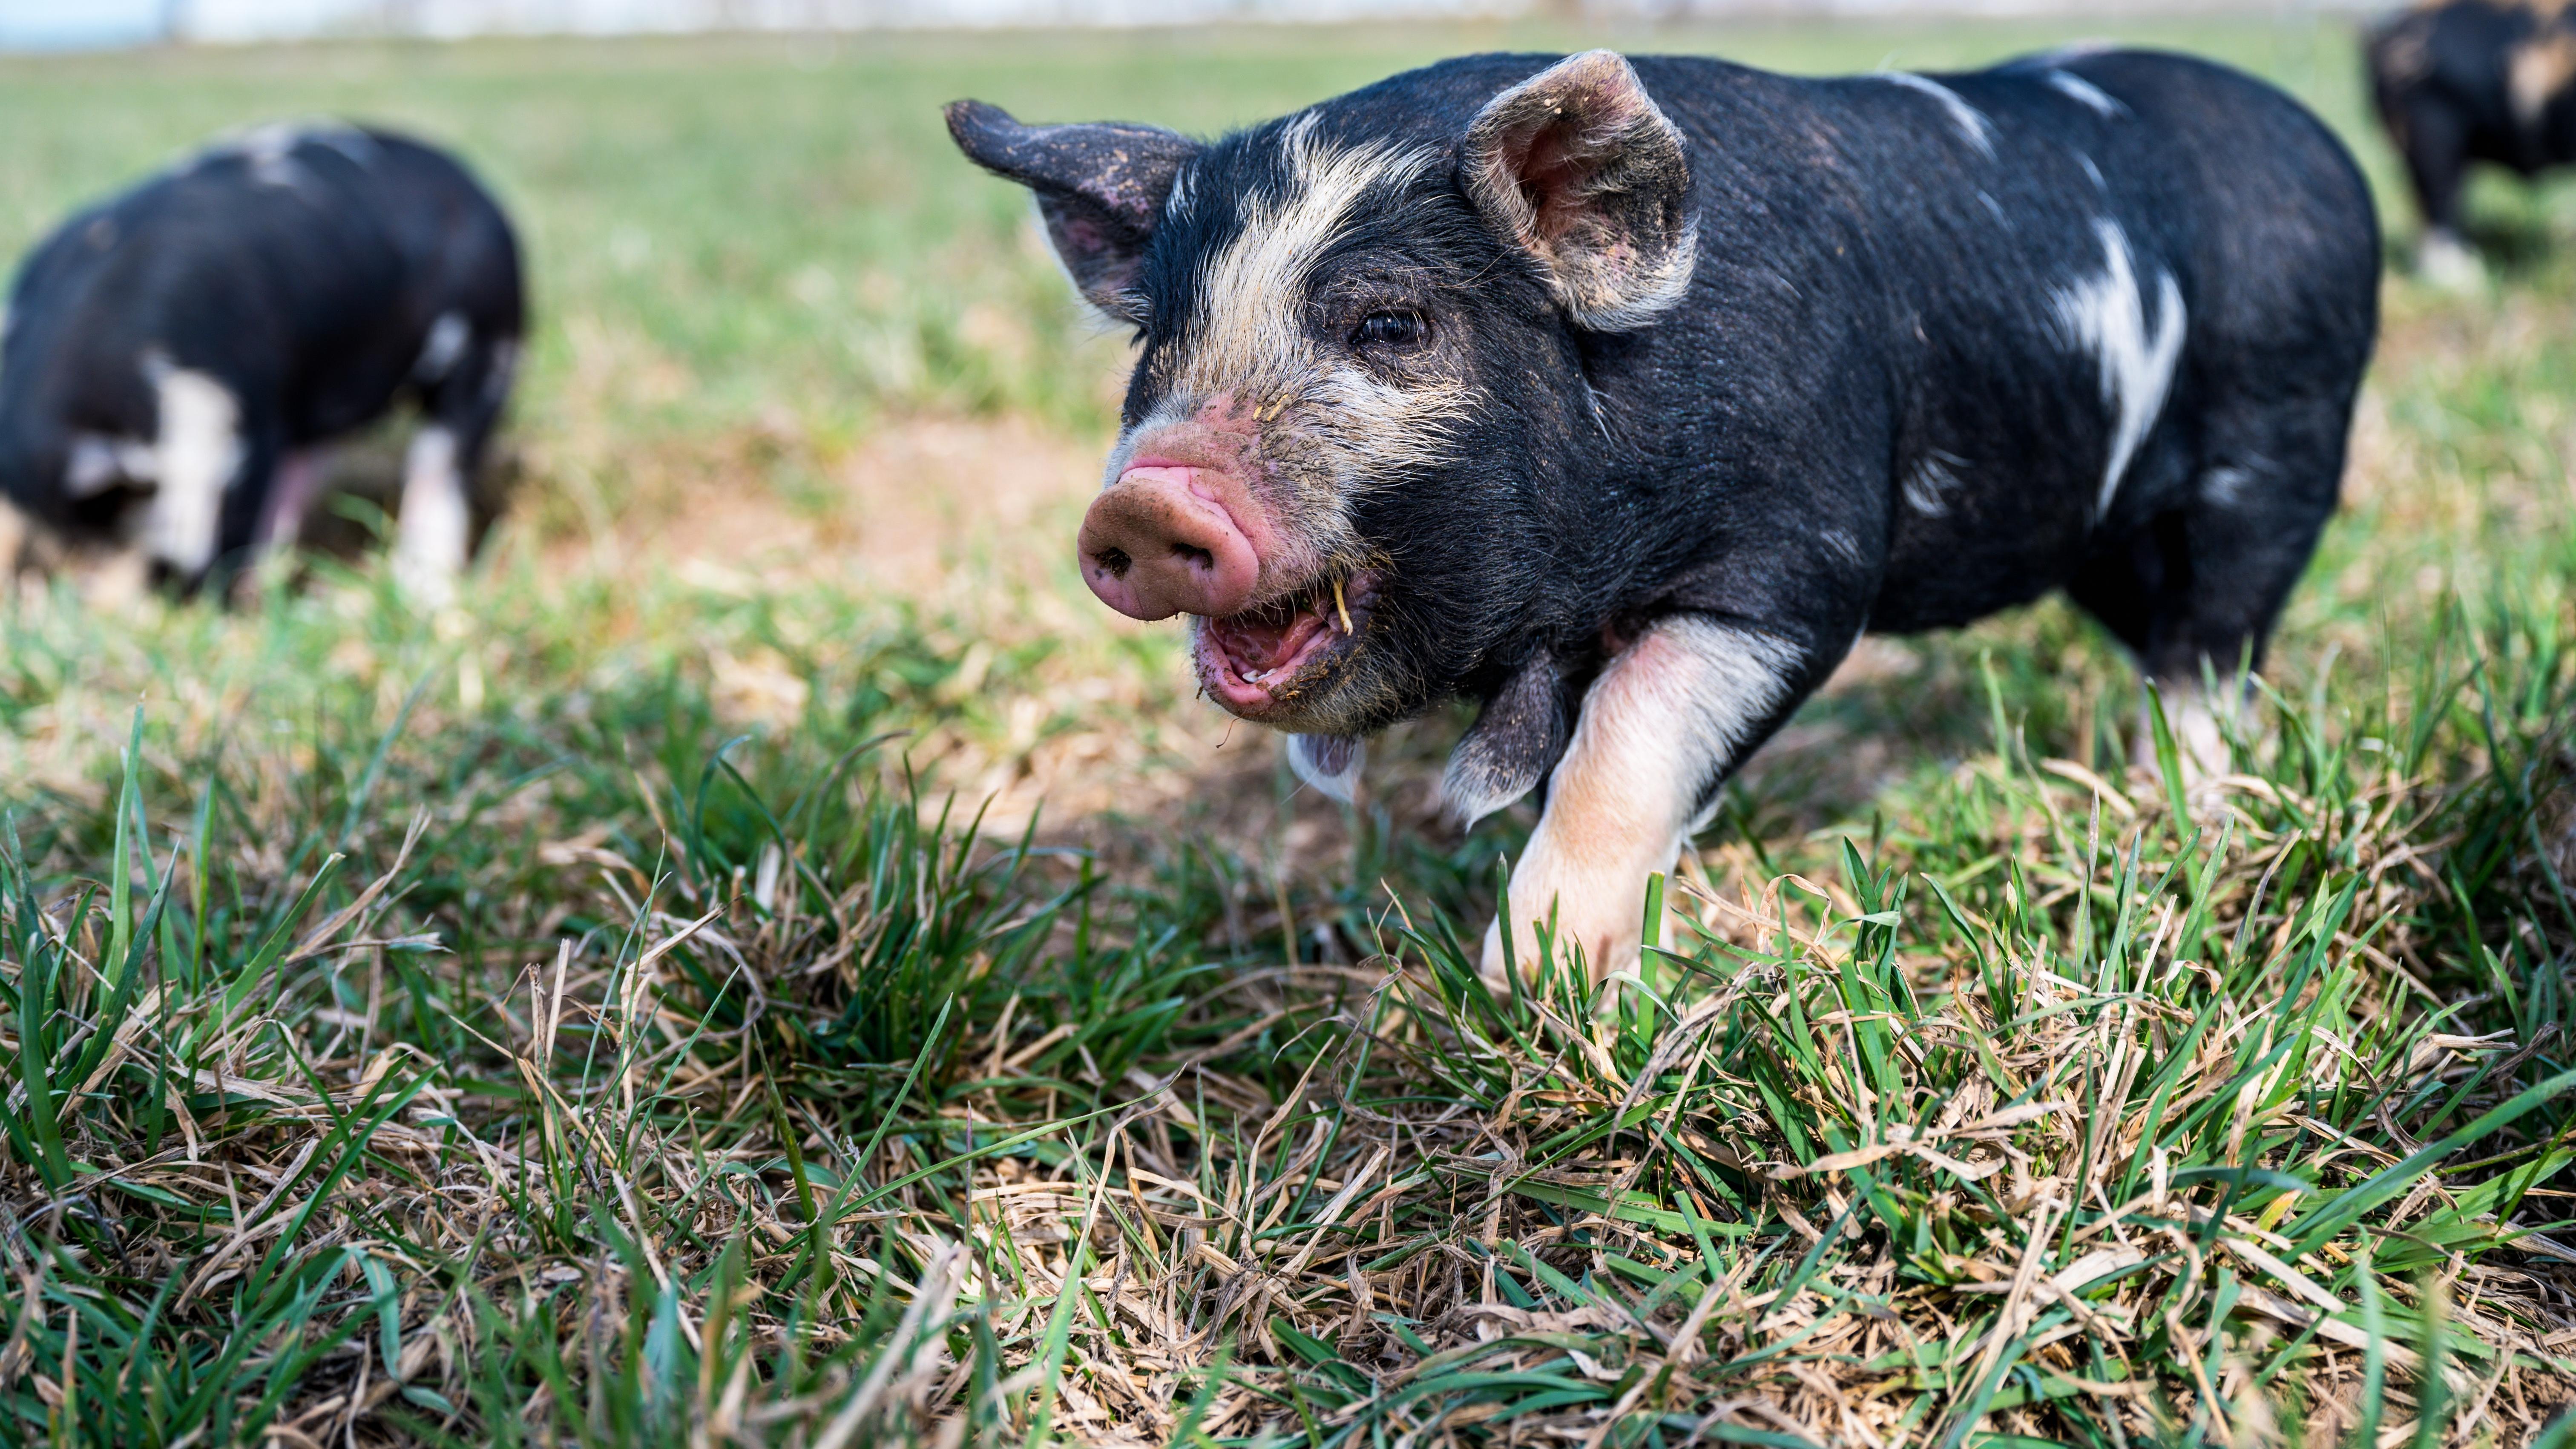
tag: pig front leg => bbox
[1480,615,1813,991]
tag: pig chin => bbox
[1190,571,1379,728]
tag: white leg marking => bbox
[1480,618,1800,989]
[2137,678,2241,803]
[2418,229,2484,290]
[395,425,469,604]
[2055,220,2186,519]
[1877,72,1995,157]
[144,368,244,578]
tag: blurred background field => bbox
[6,13,2576,1447]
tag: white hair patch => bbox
[1187,118,1440,393]
[395,424,470,604]
[1902,448,1966,517]
[2200,460,2263,510]
[64,434,158,497]
[2046,70,2127,118]
[237,123,313,189]
[143,368,244,575]
[1878,72,1995,158]
[1136,118,1472,581]
[2055,219,2187,519]
[414,312,470,382]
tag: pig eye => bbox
[1351,310,1429,350]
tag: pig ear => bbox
[1288,734,1365,804]
[946,100,1199,322]
[1462,52,1696,331]
[1444,652,1570,829]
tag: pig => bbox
[948,47,2378,987]
[2370,0,2576,284]
[0,122,524,601]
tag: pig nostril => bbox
[1174,544,1214,572]
[1094,547,1133,579]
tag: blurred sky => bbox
[0,0,167,46]
[0,0,2356,45]
[4,0,1542,43]
[10,0,1482,43]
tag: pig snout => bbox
[1078,466,1259,621]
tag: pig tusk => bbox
[1333,576,1353,634]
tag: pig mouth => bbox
[1195,573,1377,717]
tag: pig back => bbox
[1598,50,2374,637]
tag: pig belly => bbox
[1866,487,2094,634]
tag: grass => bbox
[3,13,2576,1447]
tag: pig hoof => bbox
[2417,231,2484,291]
[393,550,460,609]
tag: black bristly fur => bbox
[952,48,2378,812]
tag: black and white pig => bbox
[0,122,524,600]
[949,47,2378,986]
[2370,0,2576,283]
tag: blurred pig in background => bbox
[0,123,523,602]
[2371,0,2576,283]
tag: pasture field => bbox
[3,14,2576,1446]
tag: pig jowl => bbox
[948,46,2379,991]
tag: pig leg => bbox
[0,495,27,580]
[140,368,248,587]
[2077,399,2346,795]
[1479,616,1814,991]
[2391,97,2478,286]
[257,448,329,554]
[396,333,517,604]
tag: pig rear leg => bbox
[256,448,331,555]
[1479,613,1839,992]
[0,495,27,582]
[396,333,516,604]
[2070,401,2347,788]
[143,368,282,596]
[2390,97,2480,286]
